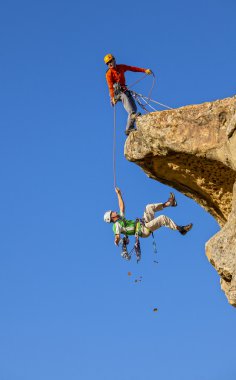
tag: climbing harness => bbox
[119,218,158,264]
[118,219,142,263]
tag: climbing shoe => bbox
[125,128,136,136]
[164,192,177,207]
[178,223,193,235]
[130,112,141,120]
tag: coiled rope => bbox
[132,91,172,111]
[127,72,172,111]
[127,73,149,90]
[127,72,156,100]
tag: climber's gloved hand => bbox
[145,69,152,75]
[115,187,121,195]
[111,97,117,106]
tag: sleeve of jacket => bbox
[121,64,146,73]
[106,70,114,98]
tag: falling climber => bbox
[104,53,152,135]
[104,187,193,262]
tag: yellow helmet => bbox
[104,53,115,64]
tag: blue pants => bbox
[119,91,138,132]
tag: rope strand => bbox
[142,95,172,110]
[112,72,171,190]
[133,91,172,110]
[147,72,156,104]
[113,104,117,189]
[127,73,148,90]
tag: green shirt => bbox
[112,213,141,236]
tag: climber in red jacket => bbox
[104,53,152,135]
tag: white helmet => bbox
[104,210,112,223]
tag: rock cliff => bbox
[125,95,236,306]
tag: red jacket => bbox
[106,64,146,98]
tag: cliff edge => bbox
[125,95,236,306]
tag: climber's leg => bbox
[143,203,164,223]
[120,91,137,132]
[145,215,178,232]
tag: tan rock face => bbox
[125,95,236,306]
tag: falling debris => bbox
[153,260,158,264]
[128,272,132,276]
[153,308,158,312]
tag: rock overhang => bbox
[125,95,236,306]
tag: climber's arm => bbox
[114,234,120,246]
[115,187,125,215]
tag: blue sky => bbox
[0,0,236,379]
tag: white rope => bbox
[127,73,148,90]
[113,104,117,189]
[138,95,158,112]
[140,94,173,110]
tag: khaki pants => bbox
[141,203,178,238]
